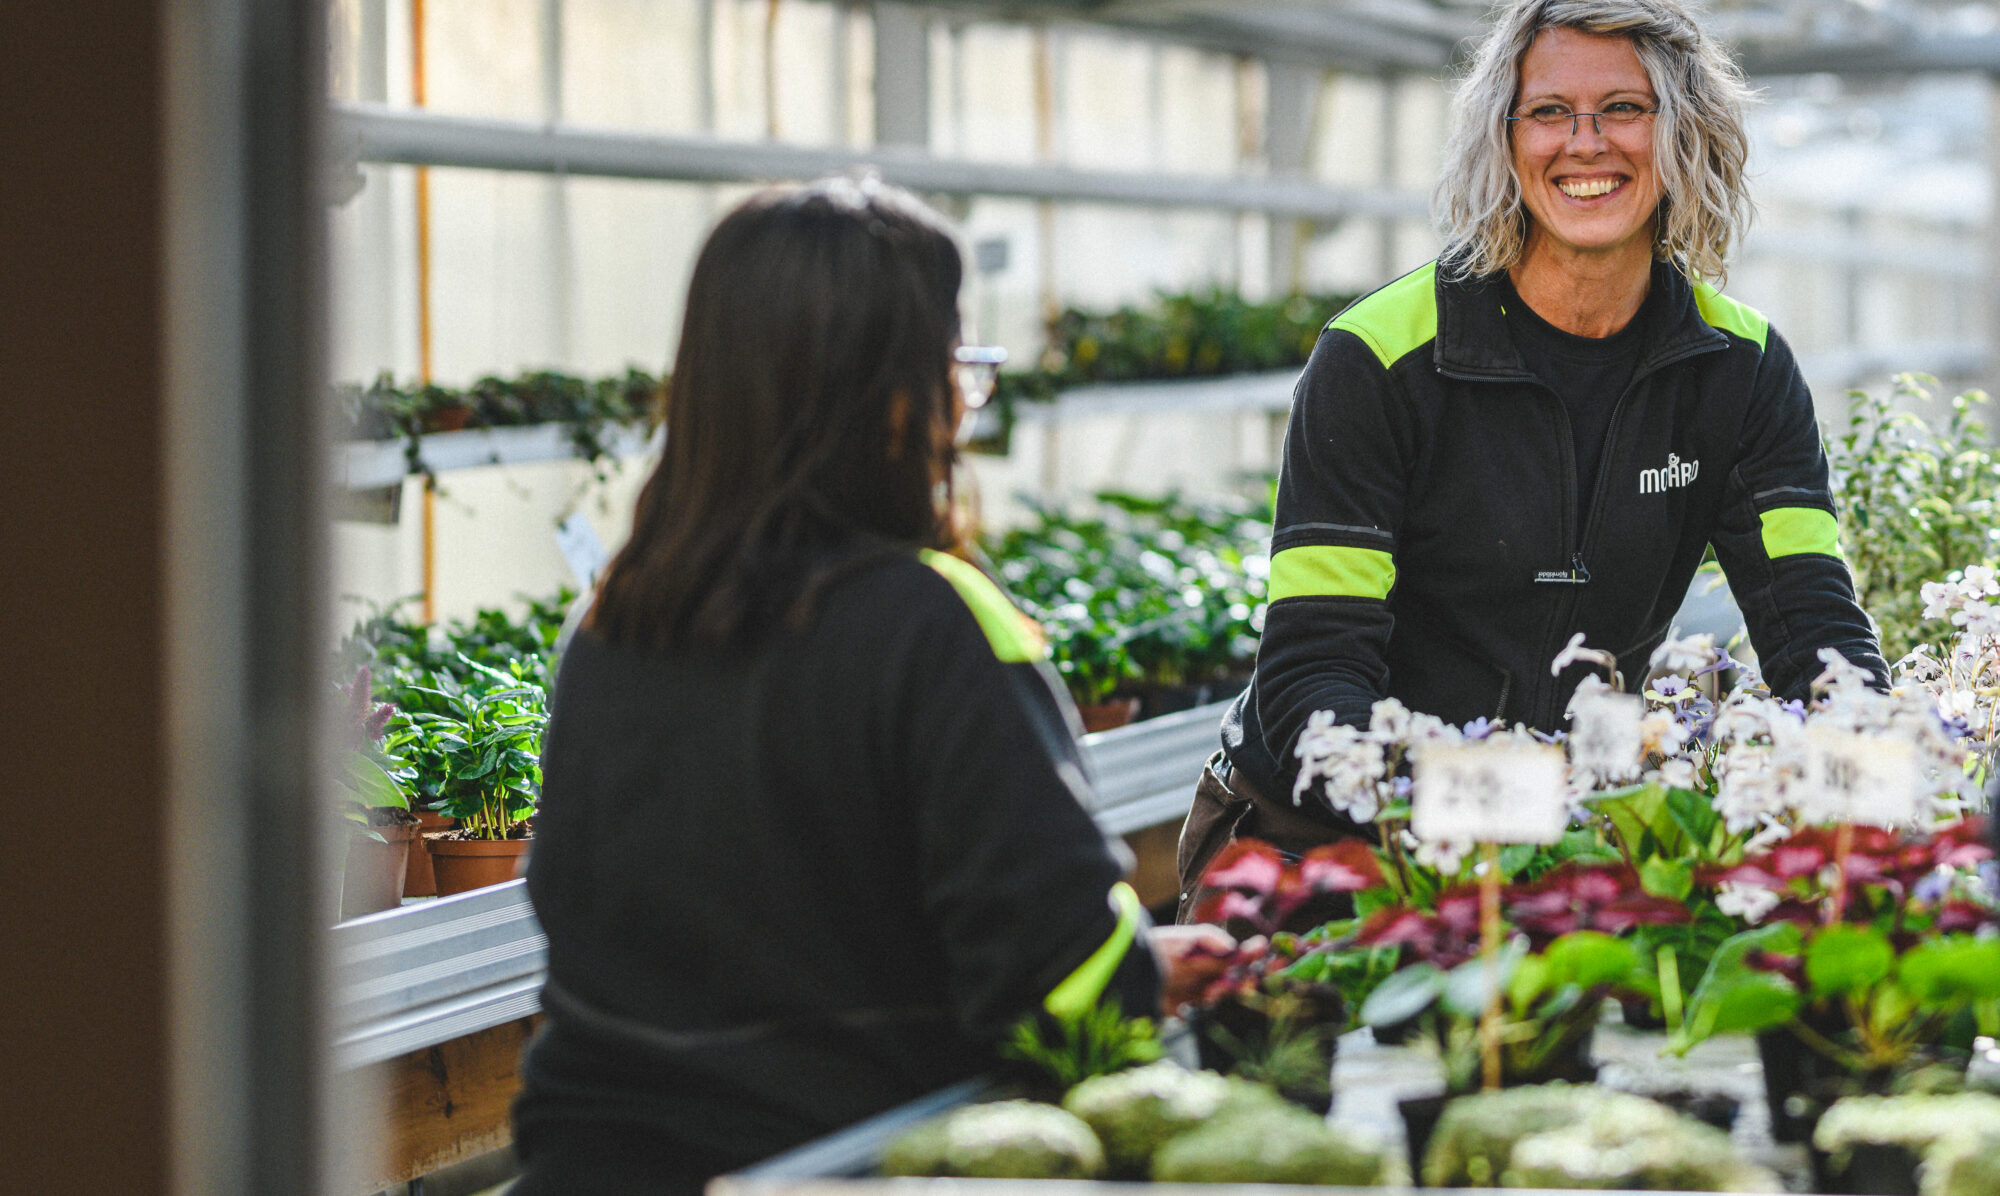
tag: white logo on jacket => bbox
[1639,452,1700,495]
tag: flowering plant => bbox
[1673,820,2000,1076]
[1899,566,2000,780]
[335,666,413,840]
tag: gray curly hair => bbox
[1433,0,1755,283]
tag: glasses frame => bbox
[1505,106,1660,141]
[952,344,1007,411]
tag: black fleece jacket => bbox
[514,548,1155,1183]
[1225,259,1886,811]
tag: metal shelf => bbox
[330,699,1229,1068]
[335,421,659,489]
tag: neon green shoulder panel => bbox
[1329,261,1439,369]
[1693,281,1769,351]
[920,549,1048,664]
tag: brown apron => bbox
[1173,751,1351,924]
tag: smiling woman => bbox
[1175,0,1889,914]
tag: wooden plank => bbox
[350,1015,540,1190]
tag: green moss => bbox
[1925,1128,2000,1196]
[1425,1084,1777,1191]
[1150,1101,1395,1185]
[879,1100,1104,1180]
[1061,1062,1280,1176]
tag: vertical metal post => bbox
[1033,25,1061,497]
[1265,61,1319,297]
[413,0,439,624]
[1378,72,1401,284]
[540,0,573,365]
[163,0,331,1189]
[872,1,930,149]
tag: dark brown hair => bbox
[590,178,967,651]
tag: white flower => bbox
[1369,697,1413,740]
[1922,580,1961,622]
[1962,564,2000,597]
[1715,881,1781,925]
[1564,674,1612,720]
[1639,710,1691,757]
[1292,712,1389,822]
[1551,631,1589,677]
[1651,631,1719,676]
[1405,831,1470,875]
[1956,604,2000,638]
[1657,757,1698,789]
[1812,647,1876,697]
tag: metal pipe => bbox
[332,100,1429,222]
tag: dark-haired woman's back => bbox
[510,545,1154,1193]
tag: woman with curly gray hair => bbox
[1176,0,1886,909]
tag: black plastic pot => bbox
[1757,1026,1835,1144]
[1812,1142,1922,1195]
[1190,992,1340,1115]
[1398,1093,1449,1185]
[1650,1088,1740,1132]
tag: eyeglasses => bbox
[1506,101,1659,144]
[953,345,1007,410]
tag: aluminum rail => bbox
[330,700,1230,1068]
[335,421,658,489]
[330,102,1429,223]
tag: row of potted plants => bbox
[984,489,1269,728]
[333,592,573,917]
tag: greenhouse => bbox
[13,0,2000,1193]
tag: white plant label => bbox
[1568,690,1644,779]
[1803,725,1920,827]
[1412,740,1570,845]
[555,512,609,587]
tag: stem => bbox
[1479,841,1503,1091]
[1787,1016,1869,1073]
[1829,823,1855,925]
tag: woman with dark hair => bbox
[509,178,1229,1194]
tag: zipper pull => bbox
[1569,553,1591,584]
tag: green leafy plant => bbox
[337,368,661,481]
[335,665,413,840]
[987,490,1269,706]
[998,1001,1164,1095]
[1828,373,2000,661]
[382,656,546,840]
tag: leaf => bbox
[1442,938,1528,1018]
[1542,931,1640,993]
[1899,937,2000,1004]
[1640,857,1694,902]
[1662,787,1721,853]
[1360,962,1444,1027]
[342,752,410,810]
[1804,924,1895,1000]
[1673,971,1800,1050]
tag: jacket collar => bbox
[1431,258,1731,382]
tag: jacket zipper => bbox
[1438,338,1729,725]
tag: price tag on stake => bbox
[1569,689,1644,778]
[1411,740,1570,845]
[1803,726,1920,828]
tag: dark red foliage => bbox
[343,666,396,747]
[1504,863,1690,947]
[1699,822,1994,916]
[1354,886,1485,970]
[1194,837,1385,936]
[1746,949,1805,986]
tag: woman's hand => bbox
[1146,924,1266,1019]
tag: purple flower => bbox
[1391,775,1413,799]
[1655,675,1687,696]
[1461,717,1496,740]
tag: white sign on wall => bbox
[1569,689,1644,778]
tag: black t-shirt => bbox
[1502,279,1653,529]
[513,547,1156,1185]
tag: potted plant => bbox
[1183,839,1383,1111]
[1674,820,2000,1142]
[385,656,546,896]
[335,666,420,919]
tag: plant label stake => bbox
[1413,740,1569,1090]
[1803,727,1919,921]
[1568,689,1644,780]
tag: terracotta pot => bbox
[402,809,455,897]
[1077,696,1140,734]
[427,834,532,896]
[340,822,418,920]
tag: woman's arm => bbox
[1708,327,1888,699]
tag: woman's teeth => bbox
[1558,178,1622,199]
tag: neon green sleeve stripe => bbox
[1045,882,1145,1021]
[1268,544,1396,602]
[1760,507,1843,560]
[1693,282,1770,351]
[1329,261,1438,368]
[919,549,1048,663]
